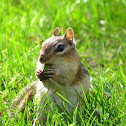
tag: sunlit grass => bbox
[0,0,126,125]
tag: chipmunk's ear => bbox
[64,28,74,41]
[52,27,60,36]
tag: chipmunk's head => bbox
[39,28,77,64]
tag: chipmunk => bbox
[12,28,90,124]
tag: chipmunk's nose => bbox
[39,54,45,63]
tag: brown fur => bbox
[72,63,89,86]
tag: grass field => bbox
[0,0,126,125]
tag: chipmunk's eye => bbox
[56,45,64,52]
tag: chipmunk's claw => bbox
[36,65,56,81]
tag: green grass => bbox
[0,0,126,125]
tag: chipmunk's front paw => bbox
[36,65,56,81]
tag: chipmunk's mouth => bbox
[44,63,54,69]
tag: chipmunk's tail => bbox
[11,81,37,113]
